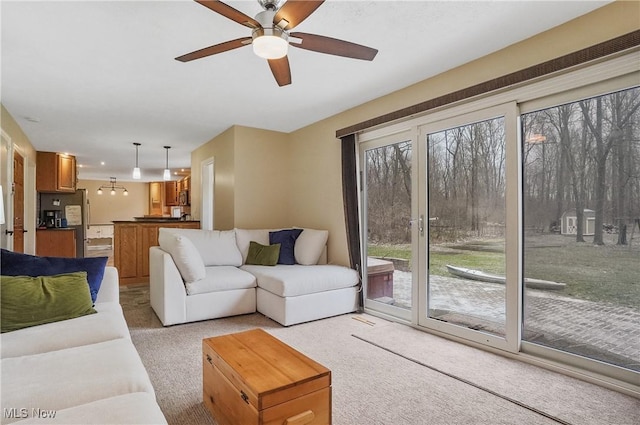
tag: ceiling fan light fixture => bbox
[252,27,288,60]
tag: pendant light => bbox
[97,177,128,196]
[132,142,141,180]
[163,146,171,181]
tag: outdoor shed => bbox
[561,209,596,236]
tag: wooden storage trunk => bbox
[203,329,331,425]
[366,257,395,299]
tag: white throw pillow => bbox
[294,228,329,265]
[158,230,206,283]
[234,228,270,264]
[159,228,243,266]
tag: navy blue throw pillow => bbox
[269,229,303,265]
[0,249,108,303]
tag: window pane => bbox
[522,86,640,371]
[428,116,506,336]
[365,141,412,310]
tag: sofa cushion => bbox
[159,228,242,266]
[241,264,359,297]
[269,229,303,265]
[1,302,129,359]
[235,229,270,263]
[246,241,280,266]
[1,273,97,333]
[295,229,329,265]
[185,266,256,296]
[0,339,155,423]
[157,230,206,283]
[12,392,167,424]
[0,249,107,303]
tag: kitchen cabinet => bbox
[164,181,179,206]
[149,182,163,215]
[36,151,76,193]
[181,175,191,193]
[36,229,76,257]
[113,220,200,284]
[178,175,190,206]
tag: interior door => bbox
[13,150,25,252]
[417,103,520,351]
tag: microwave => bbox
[179,190,189,206]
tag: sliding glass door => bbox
[358,56,639,387]
[361,130,414,321]
[521,86,640,372]
[417,104,519,350]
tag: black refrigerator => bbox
[39,189,90,257]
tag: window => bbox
[522,86,640,371]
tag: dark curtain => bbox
[341,134,364,308]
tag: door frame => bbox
[416,102,521,353]
[359,127,416,323]
[200,157,215,231]
[1,129,12,250]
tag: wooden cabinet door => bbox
[36,152,57,192]
[149,182,163,215]
[114,224,138,279]
[36,151,76,193]
[140,224,160,278]
[36,230,76,257]
[57,154,76,192]
[164,181,178,206]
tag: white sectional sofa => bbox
[0,267,167,425]
[150,228,360,326]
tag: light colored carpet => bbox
[122,290,639,425]
[352,322,640,425]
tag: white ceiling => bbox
[1,0,609,183]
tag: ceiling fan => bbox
[175,0,378,86]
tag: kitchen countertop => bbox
[36,227,76,231]
[113,219,200,223]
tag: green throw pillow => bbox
[245,241,281,266]
[1,272,97,333]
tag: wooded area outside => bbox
[365,141,412,246]
[428,117,506,245]
[522,86,640,245]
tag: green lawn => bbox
[368,236,640,309]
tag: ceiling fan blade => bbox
[175,37,252,62]
[195,0,260,29]
[273,0,324,30]
[268,56,292,87]
[290,32,378,61]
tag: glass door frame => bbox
[417,102,522,353]
[359,126,417,323]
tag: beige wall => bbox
[191,125,292,230]
[1,105,37,252]
[191,126,236,229]
[1,106,37,165]
[78,179,149,224]
[233,126,290,229]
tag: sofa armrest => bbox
[149,246,188,326]
[95,266,120,304]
